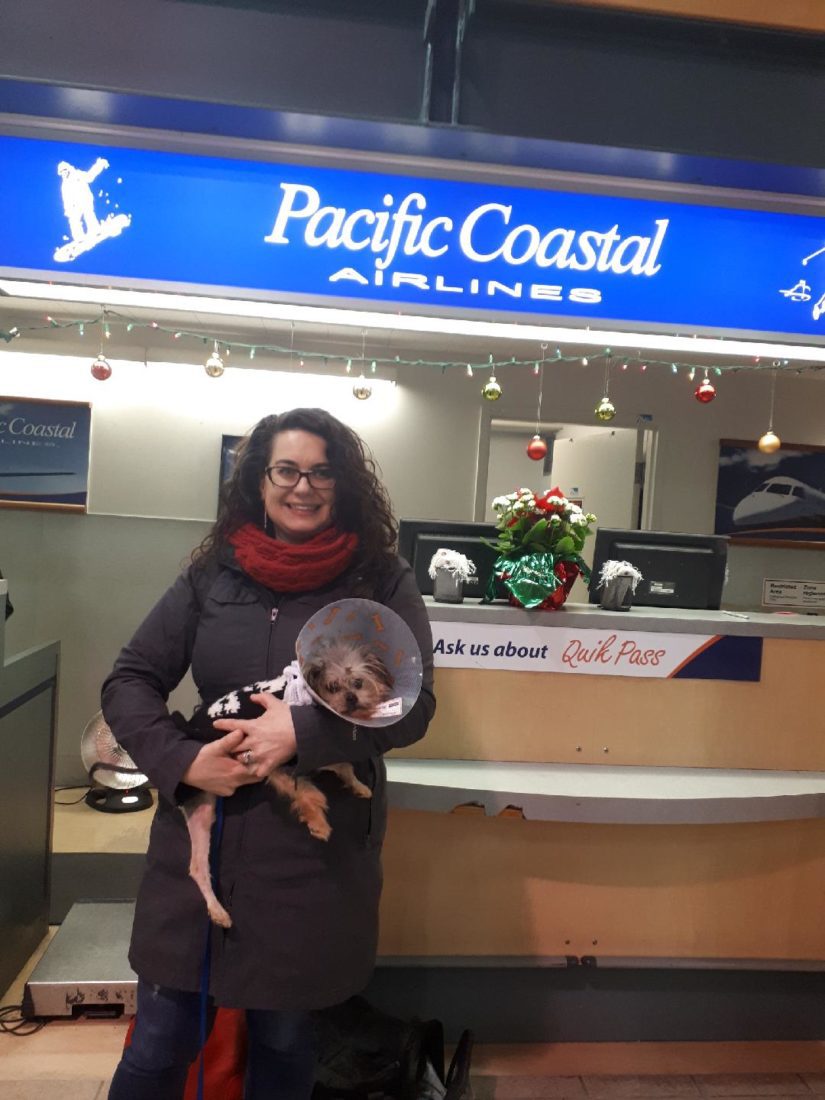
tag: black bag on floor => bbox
[444,1029,474,1100]
[312,995,474,1100]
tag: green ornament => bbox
[595,396,616,421]
[482,374,502,401]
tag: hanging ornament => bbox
[527,434,547,461]
[526,345,547,458]
[757,430,781,454]
[352,374,372,400]
[482,374,502,401]
[90,353,112,381]
[90,313,112,379]
[757,370,781,453]
[205,341,225,377]
[595,358,615,421]
[694,370,716,403]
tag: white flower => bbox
[598,558,643,590]
[549,514,562,524]
[428,548,477,580]
[492,496,510,512]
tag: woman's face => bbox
[260,430,336,543]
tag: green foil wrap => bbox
[483,551,591,608]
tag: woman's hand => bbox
[181,729,261,796]
[211,693,298,780]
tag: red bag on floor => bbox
[124,1005,247,1100]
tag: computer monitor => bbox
[397,519,505,600]
[588,528,728,610]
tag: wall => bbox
[3,0,825,170]
[484,424,638,527]
[1,346,824,783]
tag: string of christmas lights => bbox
[0,308,813,379]
[1,306,806,450]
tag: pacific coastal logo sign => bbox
[53,157,132,263]
[263,183,670,306]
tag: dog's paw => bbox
[307,818,332,841]
[208,903,233,928]
[351,780,373,799]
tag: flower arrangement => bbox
[483,487,597,609]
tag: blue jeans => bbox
[108,978,316,1100]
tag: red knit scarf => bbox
[228,523,358,592]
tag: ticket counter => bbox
[0,581,60,996]
[380,601,825,967]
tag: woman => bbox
[103,408,435,1100]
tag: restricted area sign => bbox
[762,578,825,610]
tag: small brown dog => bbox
[303,639,396,721]
[182,645,394,927]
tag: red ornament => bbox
[694,378,716,403]
[526,434,548,461]
[91,354,112,381]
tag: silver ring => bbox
[242,750,254,767]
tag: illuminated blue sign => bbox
[1,133,825,340]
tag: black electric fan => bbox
[80,711,154,813]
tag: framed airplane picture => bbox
[0,397,91,511]
[715,438,825,548]
[219,434,243,500]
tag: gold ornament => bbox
[595,396,616,421]
[758,429,781,454]
[352,375,372,400]
[205,351,225,377]
[482,374,502,401]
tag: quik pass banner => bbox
[432,621,762,681]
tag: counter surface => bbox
[424,597,825,639]
[386,758,825,825]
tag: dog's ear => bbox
[364,651,394,689]
[302,657,324,691]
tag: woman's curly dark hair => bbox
[193,409,398,591]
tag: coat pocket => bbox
[204,572,259,606]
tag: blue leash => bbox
[197,794,225,1100]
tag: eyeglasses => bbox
[265,463,336,490]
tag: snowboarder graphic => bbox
[778,243,825,324]
[53,157,131,263]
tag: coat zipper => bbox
[265,595,284,675]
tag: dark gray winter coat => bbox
[101,553,435,1011]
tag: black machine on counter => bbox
[398,519,503,600]
[588,528,728,610]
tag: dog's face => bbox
[303,641,394,719]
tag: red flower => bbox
[536,487,566,514]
